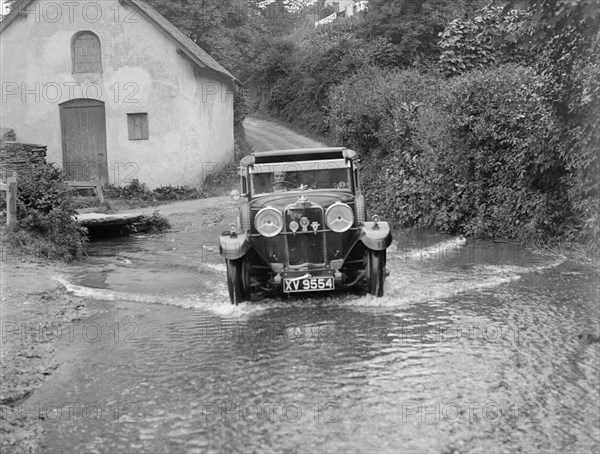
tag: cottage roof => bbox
[0,0,236,83]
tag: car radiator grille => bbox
[285,207,325,265]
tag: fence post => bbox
[6,172,17,230]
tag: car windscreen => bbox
[249,160,352,195]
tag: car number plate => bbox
[283,276,335,293]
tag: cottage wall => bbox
[0,0,234,188]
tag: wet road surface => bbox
[19,198,600,454]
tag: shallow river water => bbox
[26,205,600,453]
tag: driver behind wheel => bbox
[272,170,288,192]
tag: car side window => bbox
[251,173,270,194]
[313,168,349,189]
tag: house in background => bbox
[320,0,357,13]
[315,1,368,27]
[0,0,236,188]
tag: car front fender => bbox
[219,233,251,260]
[359,222,392,251]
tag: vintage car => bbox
[219,147,392,304]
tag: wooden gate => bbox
[59,98,108,183]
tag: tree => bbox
[146,0,267,81]
[356,0,488,67]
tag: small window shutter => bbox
[127,113,149,140]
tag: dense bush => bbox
[153,185,208,201]
[563,30,600,244]
[262,34,369,133]
[534,20,600,247]
[438,5,533,76]
[328,67,451,226]
[251,19,374,133]
[234,0,598,250]
[134,212,172,234]
[103,179,154,201]
[253,1,486,133]
[357,0,488,68]
[439,65,569,240]
[2,163,88,261]
[104,179,208,201]
[329,65,573,242]
[328,67,445,151]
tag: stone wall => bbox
[0,140,48,182]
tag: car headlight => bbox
[325,202,354,233]
[255,207,283,237]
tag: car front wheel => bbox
[226,258,249,305]
[366,249,386,297]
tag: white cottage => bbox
[0,0,236,187]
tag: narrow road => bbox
[243,117,326,151]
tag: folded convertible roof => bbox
[241,148,358,166]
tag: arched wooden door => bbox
[59,98,108,183]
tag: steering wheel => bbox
[268,181,296,192]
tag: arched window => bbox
[72,31,102,73]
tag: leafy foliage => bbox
[152,185,208,201]
[503,0,600,245]
[145,0,319,82]
[104,179,208,201]
[3,164,88,261]
[255,20,370,132]
[329,65,573,242]
[252,1,491,131]
[134,212,172,234]
[329,67,450,228]
[549,27,600,243]
[439,66,569,240]
[233,84,249,127]
[258,0,598,249]
[357,0,488,67]
[329,67,448,227]
[438,5,533,76]
[328,67,444,152]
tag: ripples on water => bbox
[30,226,599,453]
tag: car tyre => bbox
[366,249,386,297]
[226,258,249,305]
